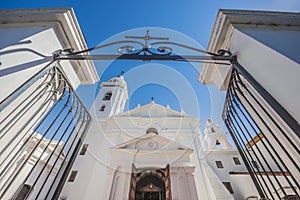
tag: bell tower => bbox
[204,119,233,150]
[90,74,128,120]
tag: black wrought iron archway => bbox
[52,30,233,63]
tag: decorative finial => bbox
[151,97,155,103]
[119,71,124,77]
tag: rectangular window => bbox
[252,160,260,169]
[216,161,224,168]
[223,182,234,194]
[79,144,89,155]
[233,157,241,165]
[103,92,112,100]
[99,105,105,112]
[68,170,78,182]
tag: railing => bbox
[0,61,91,200]
[223,60,300,199]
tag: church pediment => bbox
[116,102,190,118]
[112,133,191,152]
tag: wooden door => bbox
[164,165,172,200]
[128,164,137,200]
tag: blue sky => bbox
[1,0,300,131]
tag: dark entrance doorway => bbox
[135,174,166,200]
[128,165,171,200]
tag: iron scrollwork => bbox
[53,30,233,62]
[118,45,173,56]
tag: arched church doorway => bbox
[135,173,166,200]
[128,165,172,200]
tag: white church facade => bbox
[60,75,259,200]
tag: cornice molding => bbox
[0,8,99,84]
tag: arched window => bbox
[146,128,158,135]
[100,105,105,112]
[103,92,112,101]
